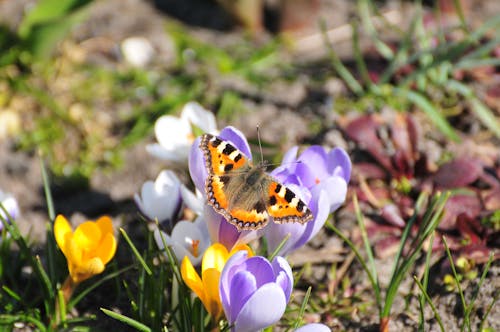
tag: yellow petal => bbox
[202,267,223,319]
[54,215,72,255]
[66,235,83,267]
[72,257,105,283]
[202,243,229,272]
[95,232,117,265]
[181,256,209,309]
[96,216,114,236]
[74,222,102,252]
[229,244,253,257]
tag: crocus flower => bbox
[147,102,218,163]
[134,170,182,225]
[220,251,293,332]
[54,214,117,284]
[189,126,260,250]
[154,216,210,266]
[181,243,253,320]
[295,323,331,332]
[265,145,351,256]
[0,190,20,227]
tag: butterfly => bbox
[200,133,313,230]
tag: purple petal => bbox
[311,176,348,213]
[219,126,252,160]
[281,146,299,165]
[243,256,276,287]
[220,251,249,316]
[297,146,329,180]
[265,221,308,257]
[271,256,293,300]
[233,283,287,332]
[328,147,352,182]
[291,189,330,252]
[228,271,257,323]
[189,136,207,192]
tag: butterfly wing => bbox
[200,133,313,230]
[266,180,313,224]
[200,134,271,230]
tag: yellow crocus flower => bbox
[181,243,253,320]
[54,214,117,284]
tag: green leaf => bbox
[19,0,93,59]
[101,308,152,332]
[394,88,460,142]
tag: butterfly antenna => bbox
[257,125,264,165]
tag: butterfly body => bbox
[200,133,313,230]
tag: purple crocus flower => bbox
[189,126,260,250]
[265,145,351,256]
[220,251,293,332]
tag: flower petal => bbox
[202,267,224,319]
[96,216,114,237]
[241,256,275,287]
[220,251,248,316]
[233,283,287,332]
[295,323,331,332]
[328,147,352,182]
[74,222,102,252]
[202,243,229,272]
[146,143,188,162]
[228,270,257,323]
[95,232,117,265]
[155,115,192,149]
[181,102,217,134]
[180,185,204,216]
[181,256,207,307]
[54,215,72,255]
[272,256,293,300]
[189,136,208,192]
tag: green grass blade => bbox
[465,253,494,324]
[320,20,364,96]
[268,233,290,261]
[394,87,460,141]
[442,236,469,331]
[101,308,152,332]
[447,80,500,138]
[383,192,448,318]
[357,0,395,59]
[120,228,152,275]
[327,195,382,310]
[414,275,445,332]
[68,265,134,309]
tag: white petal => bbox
[154,115,192,150]
[295,323,331,332]
[0,193,19,221]
[181,102,217,134]
[155,220,211,265]
[146,143,189,162]
[135,171,181,222]
[180,185,204,215]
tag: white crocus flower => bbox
[180,185,205,216]
[0,190,20,224]
[134,170,182,224]
[147,102,217,163]
[154,216,210,266]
